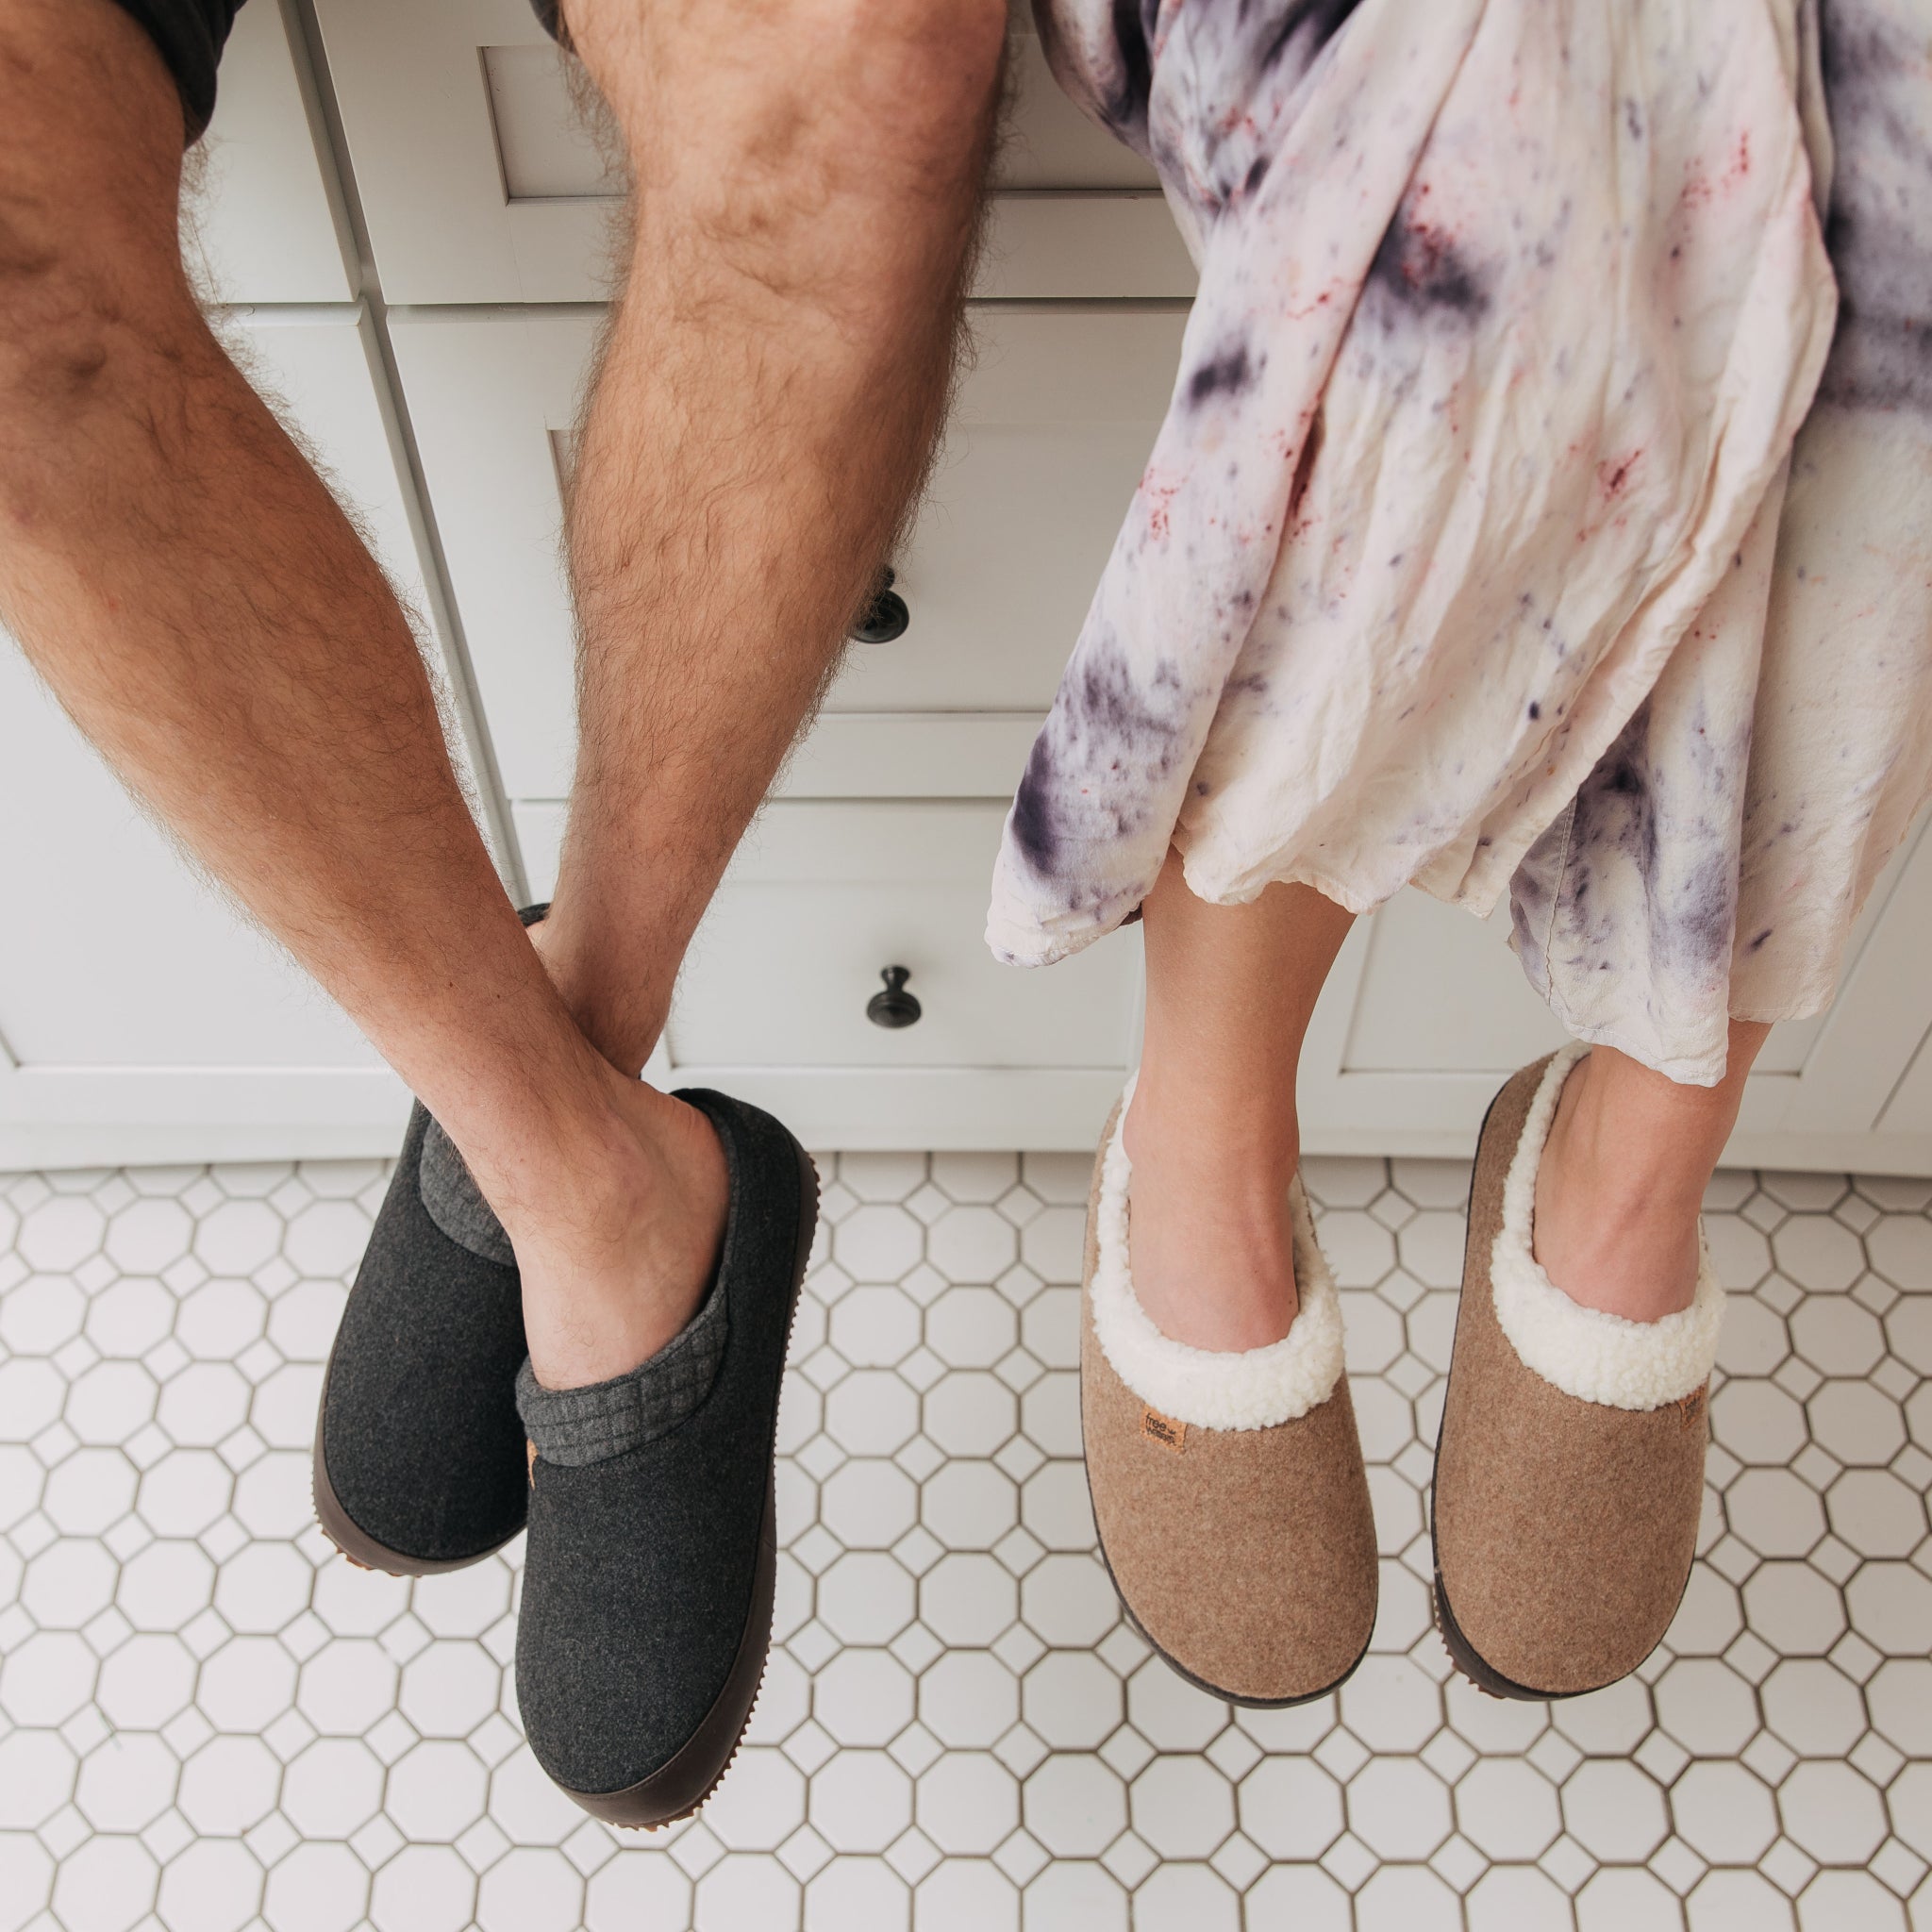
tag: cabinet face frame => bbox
[312,0,1195,304]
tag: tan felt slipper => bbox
[1432,1045,1724,1700]
[1080,1090,1377,1706]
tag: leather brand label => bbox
[1141,1407,1187,1454]
[1676,1385,1707,1431]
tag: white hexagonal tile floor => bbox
[1,1151,1929,1930]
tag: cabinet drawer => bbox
[391,306,1187,802]
[313,0,1191,302]
[515,801,1141,1073]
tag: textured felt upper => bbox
[1078,1123,1377,1704]
[514,1090,812,1797]
[1433,1058,1709,1695]
[318,1104,531,1564]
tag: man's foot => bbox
[1120,1078,1300,1352]
[502,1069,732,1393]
[314,1103,532,1574]
[515,1091,819,1826]
[1533,1045,1705,1323]
[313,904,556,1575]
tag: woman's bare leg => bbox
[1124,853,1356,1352]
[1535,1021,1773,1322]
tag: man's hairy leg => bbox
[524,0,1005,1382]
[0,1,694,1294]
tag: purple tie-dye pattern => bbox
[988,0,1932,1085]
[994,0,1493,941]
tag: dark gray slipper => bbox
[514,1090,818,1828]
[312,905,546,1575]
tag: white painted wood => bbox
[385,308,590,803]
[1878,1029,1932,1140]
[777,716,1045,801]
[190,0,356,304]
[523,714,1049,810]
[389,304,1188,801]
[974,197,1196,301]
[0,308,474,1168]
[1774,818,1932,1135]
[311,0,542,303]
[313,0,1189,302]
[998,25,1160,192]
[1342,894,1570,1075]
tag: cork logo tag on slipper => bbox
[1141,1407,1187,1454]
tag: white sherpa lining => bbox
[1491,1041,1724,1410]
[1090,1075,1344,1431]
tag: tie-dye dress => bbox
[985,0,1932,1086]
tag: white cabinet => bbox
[8,0,1929,1172]
[0,311,468,1166]
[387,304,1190,804]
[311,0,1193,303]
[189,0,356,304]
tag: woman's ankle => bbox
[1532,1051,1713,1323]
[1121,1083,1302,1352]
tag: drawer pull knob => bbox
[851,567,910,645]
[867,965,923,1029]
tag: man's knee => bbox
[0,0,190,370]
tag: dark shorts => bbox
[111,0,566,144]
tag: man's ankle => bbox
[525,917,668,1080]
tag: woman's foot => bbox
[1432,1049,1726,1699]
[1082,1097,1377,1705]
[1121,1076,1300,1352]
[1532,1027,1769,1324]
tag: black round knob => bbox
[851,568,909,644]
[866,965,922,1029]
